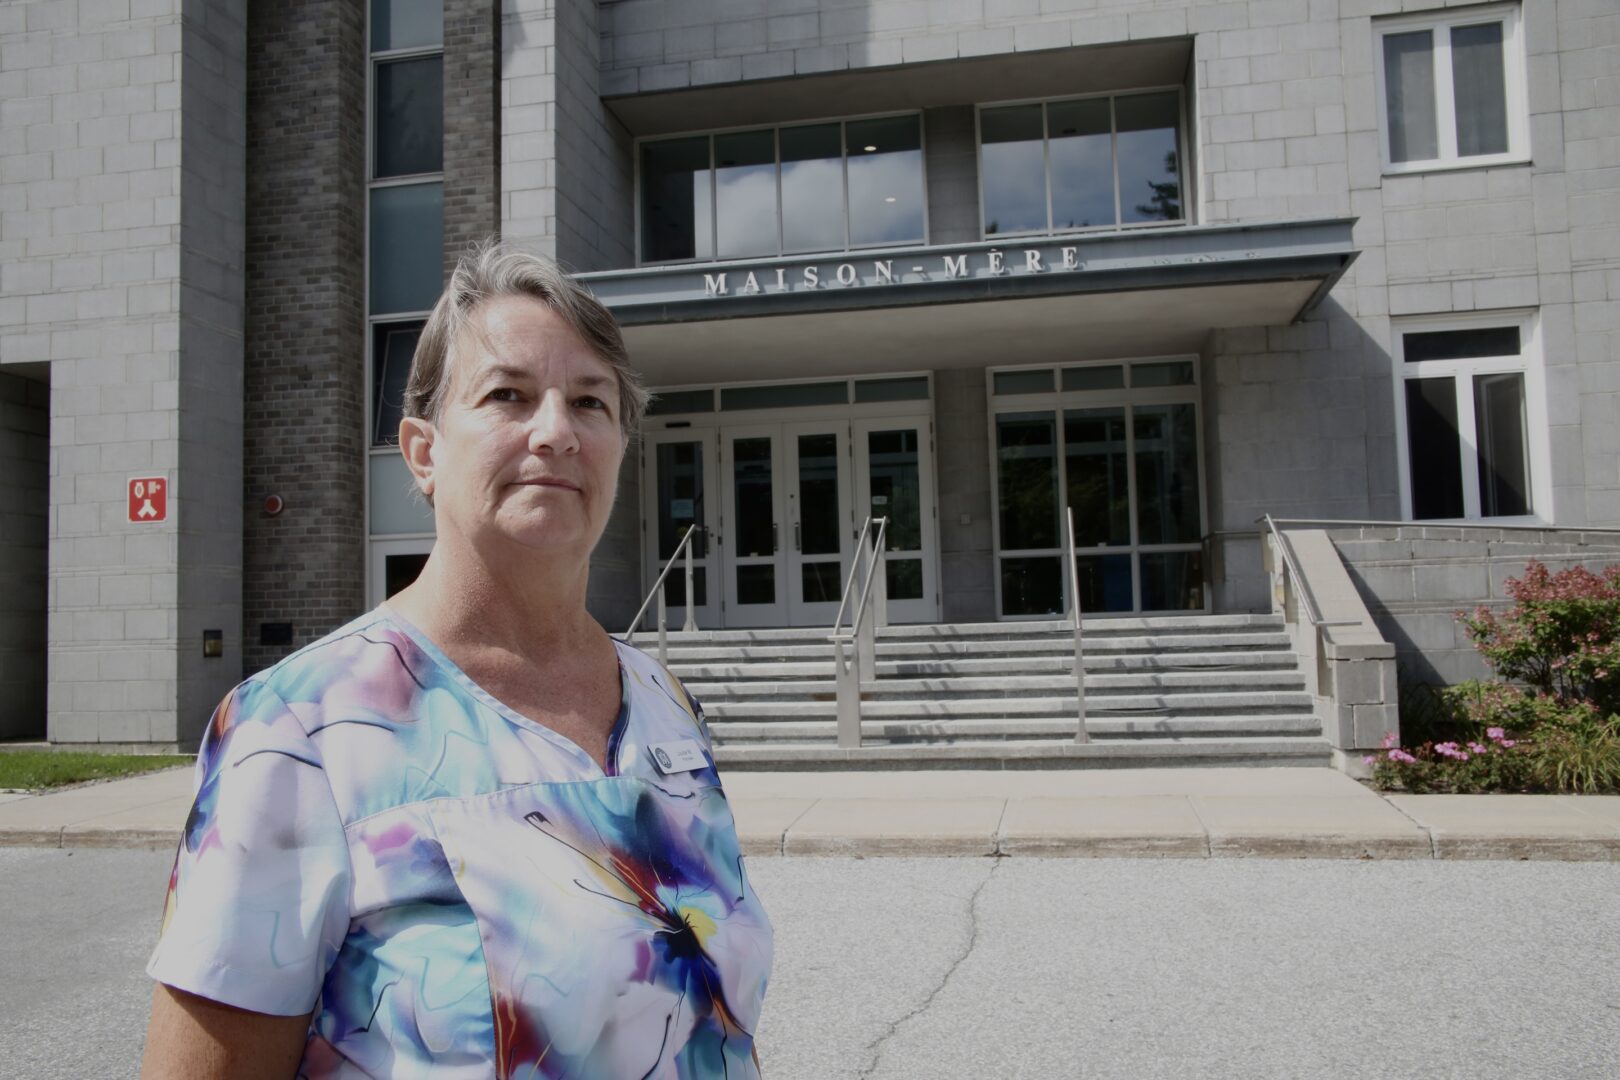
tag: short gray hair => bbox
[404,240,648,437]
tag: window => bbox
[1393,315,1544,521]
[1374,4,1527,173]
[638,116,926,264]
[990,361,1205,616]
[979,91,1185,238]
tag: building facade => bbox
[1,0,1617,747]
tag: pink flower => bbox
[1389,749,1417,764]
[1502,739,1517,748]
[1467,742,1487,754]
[1486,727,1505,740]
[1362,755,1375,765]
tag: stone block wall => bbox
[554,0,633,272]
[0,370,48,739]
[241,0,366,680]
[1327,524,1620,687]
[2,0,191,744]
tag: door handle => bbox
[772,523,779,554]
[794,522,801,551]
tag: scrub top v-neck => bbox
[148,608,773,1080]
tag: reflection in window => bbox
[1141,551,1203,611]
[715,129,778,259]
[1065,408,1130,548]
[980,105,1047,236]
[639,116,925,262]
[781,124,844,253]
[1001,556,1062,617]
[372,0,442,51]
[867,429,921,552]
[997,412,1059,551]
[656,441,707,563]
[1134,403,1201,545]
[1475,372,1529,517]
[1076,553,1133,613]
[846,116,925,247]
[1384,30,1439,163]
[1048,98,1114,229]
[979,92,1183,235]
[1380,13,1516,168]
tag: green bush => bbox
[1368,560,1620,795]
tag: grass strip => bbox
[0,750,192,792]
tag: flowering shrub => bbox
[1367,560,1620,794]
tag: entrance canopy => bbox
[579,219,1357,385]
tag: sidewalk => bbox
[3,766,1619,860]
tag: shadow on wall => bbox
[1332,527,1620,688]
[1203,296,1398,614]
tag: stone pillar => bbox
[935,368,995,622]
[241,0,366,682]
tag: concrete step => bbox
[686,670,1305,700]
[708,714,1323,742]
[641,632,1294,663]
[710,735,1335,770]
[700,690,1315,720]
[627,613,1281,648]
[668,650,1303,681]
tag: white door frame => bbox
[718,424,790,627]
[783,419,854,627]
[640,427,721,630]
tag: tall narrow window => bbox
[1375,5,1524,171]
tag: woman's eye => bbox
[575,395,607,411]
[487,387,520,403]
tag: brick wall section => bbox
[0,370,48,739]
[241,0,366,678]
[443,0,500,270]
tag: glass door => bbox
[784,422,851,626]
[641,428,718,629]
[720,426,789,627]
[854,418,938,623]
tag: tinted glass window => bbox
[1403,326,1519,363]
[1405,377,1464,519]
[845,116,924,246]
[1115,92,1181,223]
[1384,30,1438,163]
[641,137,713,263]
[370,181,443,314]
[714,129,778,259]
[1047,98,1114,229]
[371,321,423,445]
[1452,22,1508,157]
[980,105,1047,235]
[780,124,844,253]
[375,56,443,178]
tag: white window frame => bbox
[1373,3,1529,175]
[1391,309,1550,525]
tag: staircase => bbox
[631,613,1333,770]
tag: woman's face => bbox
[412,295,626,559]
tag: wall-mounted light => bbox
[202,629,223,658]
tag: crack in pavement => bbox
[858,858,1002,1079]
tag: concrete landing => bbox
[2,766,1618,860]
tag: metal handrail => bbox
[1260,514,1359,629]
[624,523,701,664]
[1064,507,1089,743]
[830,516,888,748]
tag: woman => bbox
[141,244,773,1078]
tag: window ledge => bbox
[1382,157,1532,179]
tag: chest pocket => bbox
[429,777,771,1080]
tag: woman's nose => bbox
[527,391,580,454]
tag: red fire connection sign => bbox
[128,476,168,523]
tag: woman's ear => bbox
[398,416,437,501]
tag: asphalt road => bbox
[2,848,1617,1078]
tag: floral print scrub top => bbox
[147,608,773,1079]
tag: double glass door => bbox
[644,416,936,628]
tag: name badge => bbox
[650,740,707,774]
